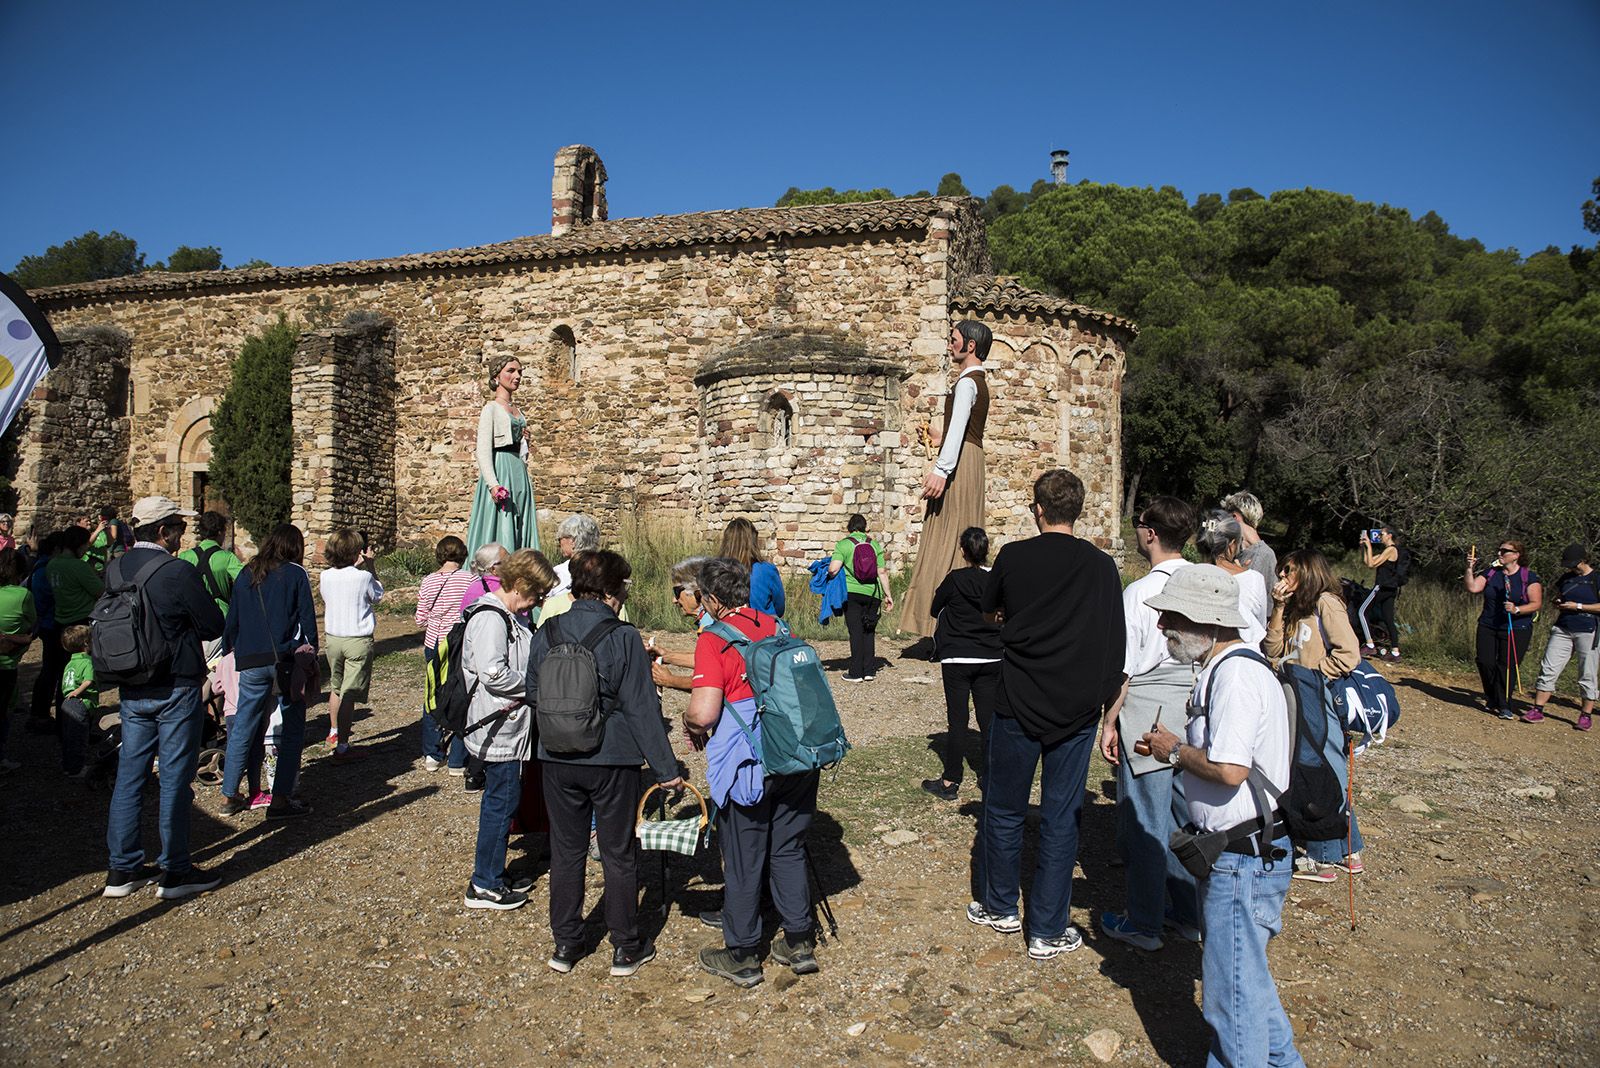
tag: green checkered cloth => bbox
[636,792,714,856]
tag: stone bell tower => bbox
[551,145,608,237]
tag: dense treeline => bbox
[9,231,268,289]
[779,177,1600,573]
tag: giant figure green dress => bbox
[466,415,540,554]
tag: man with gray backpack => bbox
[98,496,225,901]
[684,557,848,988]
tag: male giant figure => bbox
[899,320,992,637]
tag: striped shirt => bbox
[416,567,476,650]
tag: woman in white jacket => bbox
[466,356,540,554]
[461,549,557,911]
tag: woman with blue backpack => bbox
[829,513,892,682]
[1465,539,1543,721]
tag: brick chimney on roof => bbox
[552,145,608,237]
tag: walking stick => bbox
[804,845,839,941]
[1346,732,1357,932]
[1505,612,1515,713]
[658,787,671,917]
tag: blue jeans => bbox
[224,665,307,801]
[107,684,205,873]
[1115,758,1200,935]
[1201,836,1304,1068]
[1306,685,1364,864]
[472,759,523,888]
[979,713,1095,939]
[420,646,466,768]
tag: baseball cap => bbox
[130,495,196,527]
[1560,544,1588,569]
[1144,564,1249,630]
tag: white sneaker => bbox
[965,901,1022,934]
[423,756,445,773]
[447,766,467,777]
[1027,928,1084,959]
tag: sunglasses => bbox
[1497,547,1517,555]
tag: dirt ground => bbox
[2,610,1597,1066]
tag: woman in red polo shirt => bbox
[684,558,821,989]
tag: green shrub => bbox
[211,317,297,540]
[375,545,435,591]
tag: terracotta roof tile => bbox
[953,275,1138,336]
[30,198,968,304]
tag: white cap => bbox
[130,495,196,527]
[1144,564,1249,629]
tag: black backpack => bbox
[535,613,627,755]
[90,554,181,687]
[1392,547,1412,587]
[427,603,515,745]
[1198,648,1350,844]
[191,544,232,605]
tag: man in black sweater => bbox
[970,470,1124,960]
[103,496,226,901]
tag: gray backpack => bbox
[535,614,627,754]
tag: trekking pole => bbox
[804,845,839,941]
[1505,614,1514,712]
[1346,732,1357,932]
[658,788,671,917]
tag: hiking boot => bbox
[1578,714,1593,732]
[1027,928,1084,959]
[699,944,763,988]
[1521,708,1546,723]
[464,882,527,911]
[102,864,160,898]
[548,944,584,973]
[965,901,1022,935]
[698,910,724,929]
[770,932,820,975]
[1098,911,1163,951]
[920,778,958,801]
[610,943,657,977]
[1292,856,1338,883]
[219,794,250,817]
[156,865,222,900]
[265,798,312,821]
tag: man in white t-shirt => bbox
[1096,496,1200,952]
[1140,565,1304,1068]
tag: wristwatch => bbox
[1167,744,1183,768]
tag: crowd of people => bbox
[4,320,1595,1065]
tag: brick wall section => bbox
[25,200,1132,571]
[11,324,132,538]
[289,316,398,558]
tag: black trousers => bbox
[940,660,999,785]
[843,593,880,678]
[720,770,819,952]
[1476,624,1531,713]
[30,626,65,720]
[542,761,643,952]
[1358,586,1400,647]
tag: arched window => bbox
[551,325,577,382]
[764,392,794,449]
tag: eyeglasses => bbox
[1497,547,1517,555]
[672,586,685,599]
[1134,521,1152,530]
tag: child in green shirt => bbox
[60,624,96,778]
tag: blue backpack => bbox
[706,617,850,775]
[1332,660,1401,755]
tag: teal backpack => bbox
[706,617,850,775]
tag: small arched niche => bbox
[761,391,795,449]
[549,325,577,382]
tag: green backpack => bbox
[706,617,850,775]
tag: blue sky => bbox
[3,1,1596,273]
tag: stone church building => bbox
[15,146,1135,565]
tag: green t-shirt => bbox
[0,584,37,671]
[63,651,98,707]
[832,534,885,598]
[46,554,103,626]
[178,539,245,615]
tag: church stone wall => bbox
[10,324,132,538]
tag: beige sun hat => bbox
[1144,563,1248,629]
[130,495,197,527]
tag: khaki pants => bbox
[324,634,375,702]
